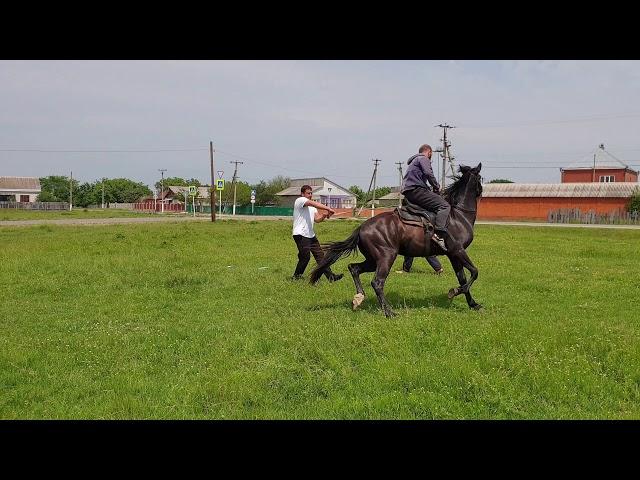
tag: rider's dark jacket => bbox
[401,154,440,194]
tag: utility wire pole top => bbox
[435,124,456,189]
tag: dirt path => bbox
[1,215,639,229]
[0,214,295,227]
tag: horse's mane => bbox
[442,167,467,205]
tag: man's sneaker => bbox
[328,273,344,283]
[291,274,304,280]
[431,233,448,252]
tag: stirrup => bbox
[432,234,448,251]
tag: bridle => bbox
[449,173,481,214]
[452,204,476,214]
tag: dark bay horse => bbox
[310,163,484,317]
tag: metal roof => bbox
[276,185,323,196]
[378,191,403,200]
[287,177,357,197]
[166,186,212,197]
[482,182,639,198]
[0,176,41,191]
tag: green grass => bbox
[0,208,156,221]
[1,220,639,419]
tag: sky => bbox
[1,60,640,191]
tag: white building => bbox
[275,177,357,209]
[0,177,41,202]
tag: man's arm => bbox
[421,157,441,192]
[314,209,329,222]
[304,199,335,215]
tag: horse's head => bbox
[458,163,483,198]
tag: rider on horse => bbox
[401,144,451,251]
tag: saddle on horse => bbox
[394,198,438,253]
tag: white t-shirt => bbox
[292,196,317,238]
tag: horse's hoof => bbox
[384,310,397,318]
[352,293,365,310]
[471,303,483,311]
[448,288,458,299]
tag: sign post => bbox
[250,189,256,215]
[216,179,225,217]
[217,172,224,216]
[189,185,197,217]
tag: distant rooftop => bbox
[482,182,639,198]
[0,176,41,190]
[563,144,635,171]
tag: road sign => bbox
[251,190,256,196]
[217,171,224,179]
[250,195,256,201]
[251,199,255,204]
[189,185,197,196]
[216,179,225,190]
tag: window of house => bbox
[19,195,29,202]
[599,175,615,183]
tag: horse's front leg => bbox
[447,251,482,311]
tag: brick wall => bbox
[477,197,630,221]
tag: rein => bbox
[452,204,476,214]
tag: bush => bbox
[629,191,640,213]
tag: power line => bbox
[0,148,207,153]
[458,111,640,129]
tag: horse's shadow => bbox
[307,291,468,313]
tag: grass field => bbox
[1,219,639,419]
[0,208,155,221]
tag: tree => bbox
[629,190,640,213]
[253,175,291,205]
[348,185,365,204]
[373,186,392,200]
[222,180,252,207]
[38,175,80,202]
[488,179,514,183]
[107,178,152,203]
[155,176,188,191]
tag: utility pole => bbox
[230,160,243,215]
[69,171,73,211]
[371,159,380,218]
[101,178,105,209]
[356,158,378,218]
[210,141,216,222]
[435,124,456,189]
[158,169,167,213]
[395,161,403,207]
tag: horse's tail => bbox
[309,225,362,285]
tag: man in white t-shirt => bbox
[291,184,343,282]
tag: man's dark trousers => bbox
[403,187,451,234]
[293,235,336,279]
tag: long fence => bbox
[0,201,69,210]
[548,208,640,225]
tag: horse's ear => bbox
[473,163,482,173]
[459,165,471,174]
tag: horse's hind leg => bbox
[348,259,375,310]
[371,250,398,318]
[447,252,482,310]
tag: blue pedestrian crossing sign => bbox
[216,179,225,190]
